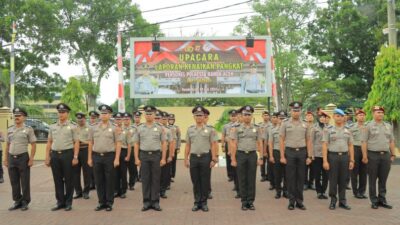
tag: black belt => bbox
[273,149,280,152]
[93,151,115,156]
[121,148,128,151]
[9,152,28,159]
[286,147,306,151]
[51,149,73,154]
[237,150,256,154]
[190,152,210,157]
[140,150,160,155]
[328,152,348,155]
[368,150,389,155]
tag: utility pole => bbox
[387,0,397,47]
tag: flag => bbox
[117,31,125,113]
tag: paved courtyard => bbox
[0,161,399,225]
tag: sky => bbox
[46,0,254,105]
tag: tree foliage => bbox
[60,77,86,120]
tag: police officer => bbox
[322,109,354,210]
[4,108,36,211]
[133,105,167,212]
[204,108,218,200]
[124,112,137,191]
[185,106,218,212]
[280,101,312,210]
[45,103,79,211]
[304,111,315,190]
[259,110,271,183]
[269,111,288,199]
[221,109,238,182]
[88,110,99,190]
[73,112,92,200]
[168,113,181,182]
[349,109,367,199]
[230,106,263,210]
[0,129,5,183]
[113,112,131,199]
[160,111,176,198]
[88,104,122,212]
[362,106,396,209]
[309,111,330,199]
[129,110,142,186]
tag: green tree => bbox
[61,77,86,120]
[234,0,315,110]
[364,46,400,146]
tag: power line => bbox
[165,11,256,23]
[142,0,210,13]
[161,20,240,30]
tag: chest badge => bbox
[154,128,158,131]
[253,128,256,132]
[204,129,208,133]
[108,128,112,132]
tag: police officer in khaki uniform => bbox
[304,111,315,191]
[88,111,99,190]
[230,106,263,211]
[259,111,271,183]
[309,111,330,199]
[203,108,218,199]
[4,108,36,211]
[221,109,238,182]
[185,106,218,212]
[129,111,142,187]
[322,109,354,210]
[45,103,79,211]
[349,109,367,199]
[168,114,181,182]
[113,112,131,199]
[362,106,396,209]
[133,105,167,212]
[88,104,122,212]
[280,101,312,210]
[269,111,288,199]
[73,112,92,200]
[160,111,176,198]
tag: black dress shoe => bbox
[318,193,328,199]
[0,177,4,183]
[20,203,29,211]
[339,203,351,210]
[268,185,275,191]
[83,193,90,199]
[64,205,72,211]
[288,203,295,210]
[129,186,135,191]
[235,194,241,199]
[308,184,316,190]
[260,177,267,182]
[346,185,351,190]
[120,193,126,199]
[95,205,105,211]
[275,192,281,199]
[303,184,309,190]
[329,200,336,210]
[153,204,162,211]
[228,177,233,182]
[201,205,209,212]
[192,205,200,211]
[8,203,22,211]
[248,204,255,210]
[51,205,65,211]
[105,205,113,211]
[378,202,393,209]
[166,186,171,190]
[160,193,167,199]
[232,187,236,191]
[359,194,367,199]
[170,178,175,183]
[141,205,151,211]
[241,204,248,211]
[208,193,213,199]
[73,194,82,199]
[371,203,379,209]
[114,193,120,198]
[283,192,289,198]
[295,203,306,210]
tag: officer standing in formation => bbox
[280,101,312,210]
[0,129,4,183]
[45,103,79,211]
[362,106,396,209]
[230,105,263,210]
[259,111,271,184]
[309,111,330,199]
[269,111,288,199]
[221,109,237,182]
[4,108,36,211]
[123,112,137,191]
[88,104,121,212]
[322,109,354,210]
[349,109,368,199]
[304,111,315,190]
[88,110,100,190]
[113,112,131,199]
[168,114,181,182]
[129,111,142,187]
[133,105,167,211]
[203,108,217,199]
[73,112,92,200]
[160,111,176,198]
[184,106,218,212]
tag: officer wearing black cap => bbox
[133,105,167,212]
[123,112,137,191]
[168,113,181,182]
[230,105,263,210]
[362,106,396,209]
[4,108,36,211]
[113,112,131,199]
[280,101,312,210]
[88,111,99,189]
[269,111,288,199]
[221,109,238,182]
[185,106,218,212]
[45,103,79,211]
[73,112,92,200]
[203,108,218,200]
[160,111,176,198]
[88,104,122,212]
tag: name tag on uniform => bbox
[204,129,208,133]
[253,128,256,132]
[108,128,112,132]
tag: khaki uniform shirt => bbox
[230,124,263,152]
[322,126,353,152]
[133,123,166,151]
[7,125,37,155]
[279,118,309,148]
[49,121,78,150]
[89,122,121,153]
[269,124,281,150]
[186,125,218,154]
[362,121,394,152]
[310,124,325,157]
[348,123,365,146]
